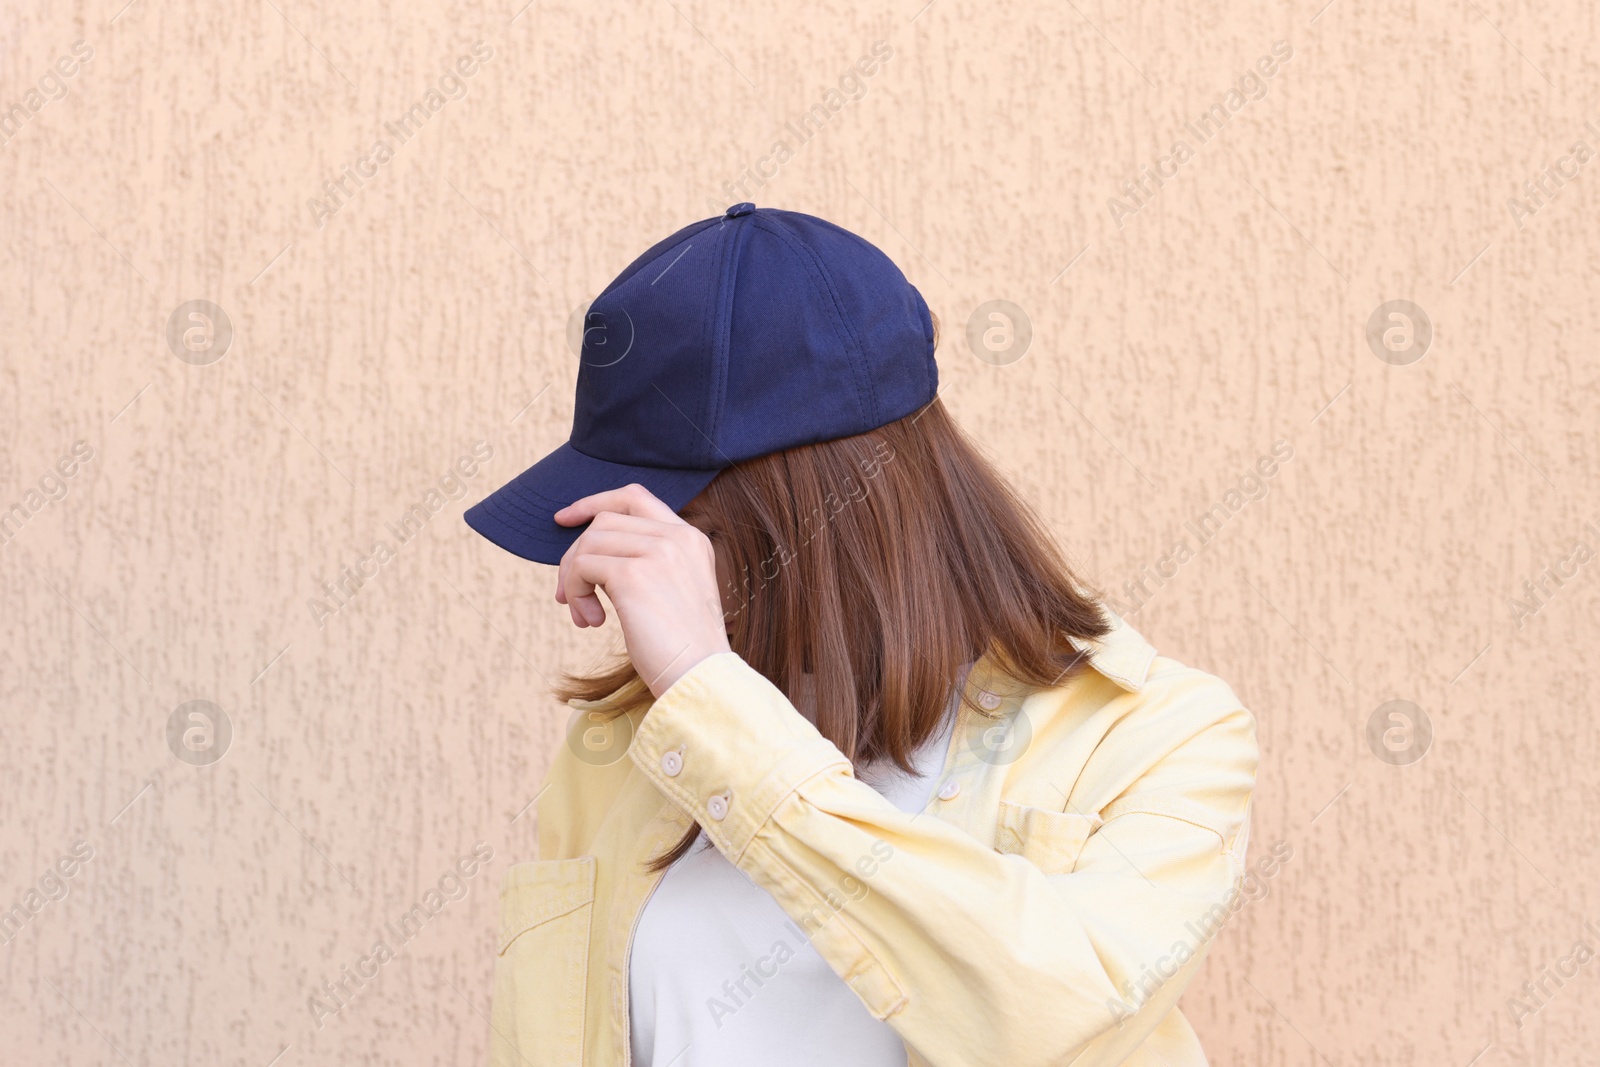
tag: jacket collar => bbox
[1066,608,1158,692]
[961,607,1157,705]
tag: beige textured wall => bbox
[3,0,1597,1062]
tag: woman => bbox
[464,203,1258,1067]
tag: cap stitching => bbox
[794,213,934,414]
[469,503,577,545]
[479,467,723,537]
[687,233,715,466]
[481,490,562,524]
[798,241,880,421]
[757,214,875,428]
[705,214,750,466]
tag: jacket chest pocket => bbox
[490,857,596,1067]
[994,802,1101,875]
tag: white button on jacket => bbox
[705,792,730,821]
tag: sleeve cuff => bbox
[628,651,851,861]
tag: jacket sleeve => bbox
[627,651,1258,1067]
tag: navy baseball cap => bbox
[464,202,938,565]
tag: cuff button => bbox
[706,793,731,821]
[661,750,683,777]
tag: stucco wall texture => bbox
[2,0,1596,1063]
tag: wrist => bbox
[645,637,733,698]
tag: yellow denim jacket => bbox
[490,610,1258,1066]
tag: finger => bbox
[565,554,627,626]
[559,568,603,628]
[560,528,670,626]
[581,510,681,538]
[589,512,717,574]
[550,553,589,627]
[565,529,666,559]
[554,482,683,527]
[554,580,596,629]
[583,510,716,570]
[556,542,604,627]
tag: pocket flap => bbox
[497,857,597,955]
[995,801,1101,875]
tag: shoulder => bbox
[996,614,1258,857]
[534,698,649,860]
[1031,611,1251,730]
[1007,613,1258,788]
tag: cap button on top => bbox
[725,202,755,218]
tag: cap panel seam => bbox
[706,217,752,465]
[686,226,723,467]
[779,216,879,423]
[756,215,875,428]
[783,212,934,413]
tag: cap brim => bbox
[464,442,722,565]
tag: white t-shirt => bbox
[628,665,971,1067]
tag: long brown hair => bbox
[555,315,1111,870]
